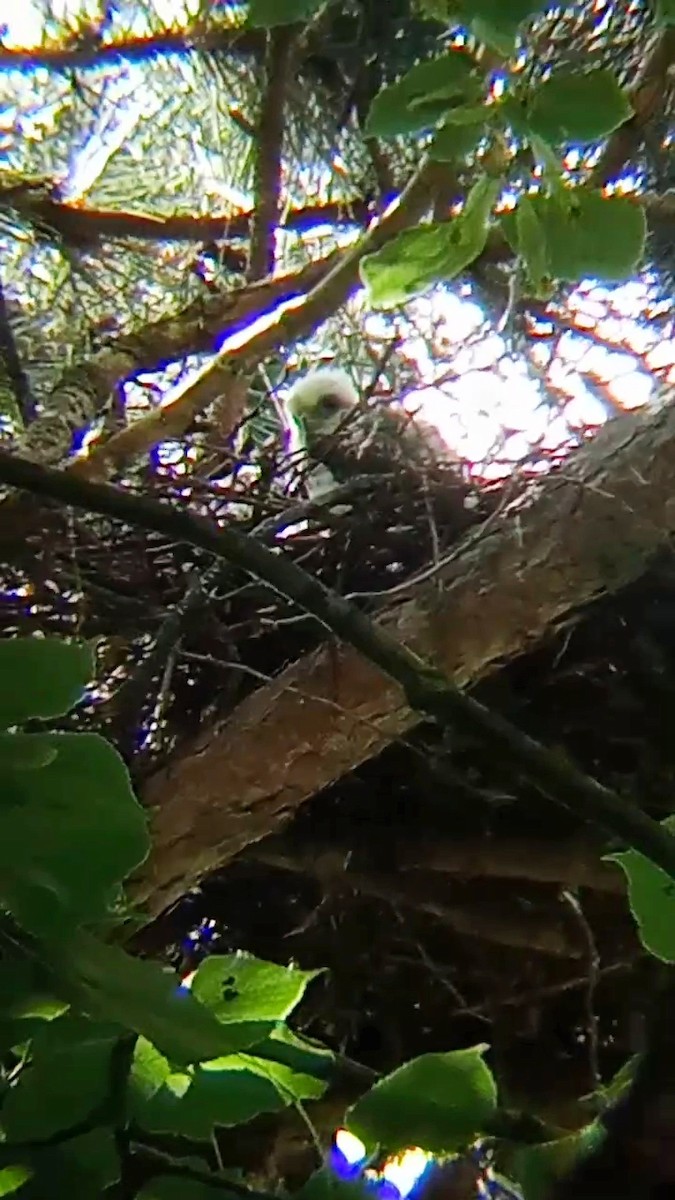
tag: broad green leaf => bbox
[512,1122,605,1200]
[526,68,633,145]
[249,1024,334,1080]
[361,224,449,308]
[0,955,66,1021]
[247,0,324,27]
[656,0,675,23]
[0,638,93,728]
[139,1179,241,1200]
[27,1128,119,1200]
[365,52,480,140]
[430,116,486,162]
[129,1037,326,1137]
[362,176,499,308]
[0,733,57,772]
[346,1047,498,1154]
[51,931,249,1066]
[0,955,67,1054]
[515,196,551,296]
[607,815,675,961]
[1,1014,122,1141]
[529,190,646,283]
[468,1,549,51]
[0,1166,32,1196]
[0,733,149,937]
[192,952,322,1026]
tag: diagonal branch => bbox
[16,251,342,466]
[0,25,264,73]
[72,155,445,481]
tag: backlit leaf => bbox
[129,1037,326,1137]
[361,176,499,308]
[365,52,480,139]
[526,68,632,145]
[607,815,675,962]
[528,190,646,283]
[512,1123,606,1200]
[50,931,243,1066]
[346,1046,498,1154]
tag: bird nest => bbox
[1,422,672,1136]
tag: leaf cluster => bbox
[0,634,670,1199]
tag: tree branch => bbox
[0,25,264,73]
[248,27,300,282]
[72,155,444,481]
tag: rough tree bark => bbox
[136,394,675,916]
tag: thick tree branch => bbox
[0,25,264,72]
[248,834,626,894]
[16,252,340,466]
[1,404,675,915]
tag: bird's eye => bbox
[319,393,343,413]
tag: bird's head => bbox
[284,368,360,441]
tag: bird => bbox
[283,367,462,496]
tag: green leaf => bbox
[0,733,149,937]
[1,1014,121,1141]
[129,1037,326,1137]
[247,0,324,27]
[0,638,93,728]
[51,931,249,1066]
[607,816,675,961]
[249,1024,334,1080]
[365,52,480,140]
[0,955,68,1055]
[512,1122,605,1200]
[527,190,646,283]
[430,116,486,162]
[468,1,549,51]
[0,954,66,1022]
[526,68,633,145]
[0,734,57,772]
[346,1046,498,1154]
[655,0,675,24]
[361,176,499,308]
[515,195,551,296]
[191,952,322,1028]
[27,1128,119,1200]
[0,1166,32,1196]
